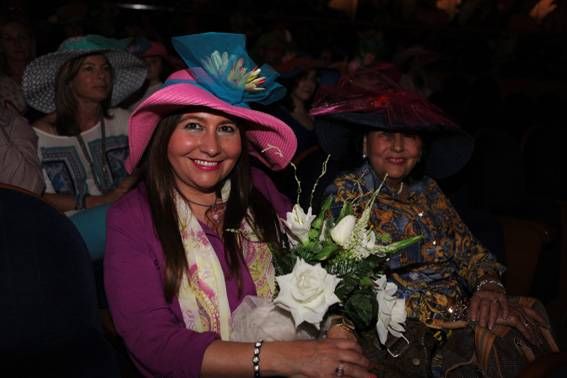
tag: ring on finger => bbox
[335,363,345,377]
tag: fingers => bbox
[325,339,370,371]
[495,306,542,346]
[337,362,377,378]
[469,289,507,327]
[469,295,480,322]
[499,296,509,320]
[523,306,546,326]
[478,298,490,328]
[331,338,364,354]
[327,325,357,341]
[488,299,499,329]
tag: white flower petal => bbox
[274,258,340,329]
[283,205,317,245]
[376,318,388,344]
[375,278,407,344]
[330,215,356,247]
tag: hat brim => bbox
[315,112,473,179]
[23,49,147,114]
[127,81,297,173]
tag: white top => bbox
[34,108,130,199]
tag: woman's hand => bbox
[494,302,548,347]
[469,280,547,346]
[84,174,139,209]
[104,175,139,203]
[324,315,357,341]
[469,280,508,330]
[286,338,374,378]
[327,323,357,341]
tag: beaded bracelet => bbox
[476,278,505,292]
[252,340,263,377]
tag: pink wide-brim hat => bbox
[126,69,297,173]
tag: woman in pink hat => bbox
[104,32,373,378]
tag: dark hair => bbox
[142,109,287,302]
[279,68,319,112]
[54,53,113,136]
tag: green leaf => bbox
[271,249,296,275]
[307,198,332,243]
[338,201,353,221]
[335,275,358,299]
[374,235,423,255]
[359,276,374,288]
[312,243,339,261]
[343,290,377,330]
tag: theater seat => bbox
[0,185,119,377]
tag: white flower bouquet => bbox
[230,162,421,345]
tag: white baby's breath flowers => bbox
[274,258,341,329]
[375,275,407,344]
[283,205,317,247]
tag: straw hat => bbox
[23,34,147,114]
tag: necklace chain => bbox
[185,196,219,208]
[75,118,113,192]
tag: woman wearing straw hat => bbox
[104,32,373,378]
[22,34,146,214]
[318,67,558,377]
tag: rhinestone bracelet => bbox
[252,340,263,377]
[476,278,505,292]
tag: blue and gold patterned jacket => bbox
[325,162,505,325]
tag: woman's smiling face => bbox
[167,111,242,198]
[364,130,423,185]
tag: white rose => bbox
[274,258,341,328]
[330,215,356,248]
[375,275,407,344]
[283,205,317,246]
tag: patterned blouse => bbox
[34,108,129,199]
[325,162,505,326]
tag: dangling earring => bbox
[362,153,367,159]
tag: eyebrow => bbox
[181,114,235,124]
[82,60,110,67]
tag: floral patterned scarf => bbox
[175,181,276,340]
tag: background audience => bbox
[1,0,565,375]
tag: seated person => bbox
[104,32,372,378]
[22,34,146,215]
[0,104,44,194]
[318,68,559,377]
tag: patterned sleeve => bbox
[430,180,505,290]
